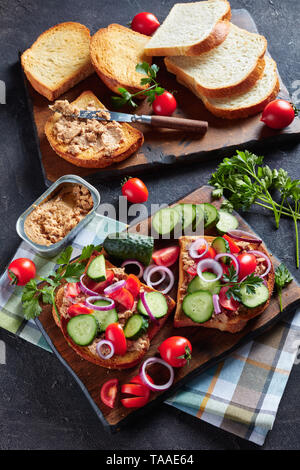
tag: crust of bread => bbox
[53,255,176,369]
[174,236,275,333]
[44,90,144,168]
[21,22,94,101]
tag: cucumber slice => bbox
[124,314,149,340]
[92,300,118,333]
[137,291,168,319]
[87,254,106,282]
[240,283,269,308]
[199,203,219,230]
[187,272,221,295]
[182,291,213,323]
[67,314,98,346]
[173,203,204,234]
[216,211,239,234]
[152,207,180,236]
[211,236,230,264]
[103,232,154,266]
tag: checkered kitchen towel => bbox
[0,213,299,445]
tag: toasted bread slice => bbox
[145,0,231,57]
[45,90,144,168]
[53,256,176,370]
[174,236,275,333]
[21,22,94,101]
[90,24,152,96]
[165,23,267,99]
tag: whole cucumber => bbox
[103,232,154,266]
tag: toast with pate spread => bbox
[45,90,144,168]
[53,252,176,370]
[174,235,274,333]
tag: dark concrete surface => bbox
[0,0,300,450]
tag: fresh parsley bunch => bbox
[111,62,165,108]
[275,263,293,311]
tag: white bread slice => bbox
[200,57,280,119]
[164,23,267,98]
[144,0,231,56]
[90,24,152,97]
[21,22,94,101]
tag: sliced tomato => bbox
[105,323,127,356]
[121,396,149,408]
[67,303,94,317]
[223,235,240,254]
[121,383,149,399]
[152,246,180,267]
[65,282,81,298]
[100,379,119,409]
[125,274,141,298]
[130,374,154,386]
[110,287,134,310]
[198,245,216,259]
[219,287,240,311]
[86,269,114,293]
[237,252,257,281]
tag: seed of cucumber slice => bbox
[240,283,269,308]
[152,207,180,236]
[211,236,230,264]
[67,314,98,346]
[187,272,221,295]
[124,314,149,340]
[199,203,219,230]
[92,300,118,333]
[216,211,239,235]
[86,254,106,282]
[137,291,168,319]
[182,291,213,323]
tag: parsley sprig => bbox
[222,265,263,302]
[275,263,293,311]
[209,150,300,267]
[21,244,101,321]
[111,62,165,108]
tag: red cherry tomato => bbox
[109,287,134,310]
[121,396,149,408]
[130,374,154,386]
[105,323,127,356]
[100,379,119,409]
[152,246,180,267]
[219,286,240,311]
[7,258,36,286]
[158,336,192,368]
[237,252,257,280]
[261,99,296,129]
[152,91,177,116]
[121,177,148,203]
[86,270,114,293]
[121,383,150,400]
[131,12,160,36]
[65,282,81,298]
[67,303,94,317]
[223,235,240,254]
[125,274,141,298]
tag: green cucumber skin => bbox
[240,284,269,309]
[182,291,213,323]
[212,237,230,264]
[67,315,98,346]
[200,203,220,230]
[103,232,154,266]
[87,254,106,282]
[137,291,168,319]
[124,314,149,340]
[152,207,180,236]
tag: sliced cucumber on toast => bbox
[87,254,106,281]
[67,314,98,346]
[187,272,221,295]
[182,291,213,323]
[137,291,168,319]
[92,299,118,333]
[124,314,149,340]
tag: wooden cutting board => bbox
[35,185,300,432]
[22,9,300,186]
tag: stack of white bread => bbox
[144,0,280,119]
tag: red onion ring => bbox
[228,230,262,244]
[140,291,158,323]
[85,296,115,310]
[104,280,126,295]
[247,250,271,278]
[121,259,144,279]
[146,265,174,294]
[143,265,166,286]
[189,238,208,259]
[215,252,239,275]
[96,340,114,360]
[197,259,223,282]
[79,274,99,296]
[140,357,174,391]
[213,294,221,315]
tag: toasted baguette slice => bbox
[21,22,94,101]
[165,24,267,98]
[144,0,231,57]
[90,24,151,96]
[53,255,176,370]
[174,236,275,333]
[45,90,144,168]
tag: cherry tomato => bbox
[152,246,180,267]
[237,252,257,280]
[121,177,148,203]
[223,235,240,254]
[121,383,150,400]
[219,286,240,311]
[86,269,114,293]
[67,303,94,317]
[158,336,192,368]
[105,323,127,356]
[131,12,160,36]
[65,282,81,298]
[109,287,134,310]
[8,258,36,286]
[130,374,154,386]
[152,91,177,116]
[100,379,119,409]
[125,274,141,298]
[121,396,149,408]
[261,99,296,129]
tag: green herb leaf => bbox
[78,244,102,262]
[135,62,150,75]
[275,263,293,289]
[63,262,85,283]
[22,298,42,320]
[56,246,73,266]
